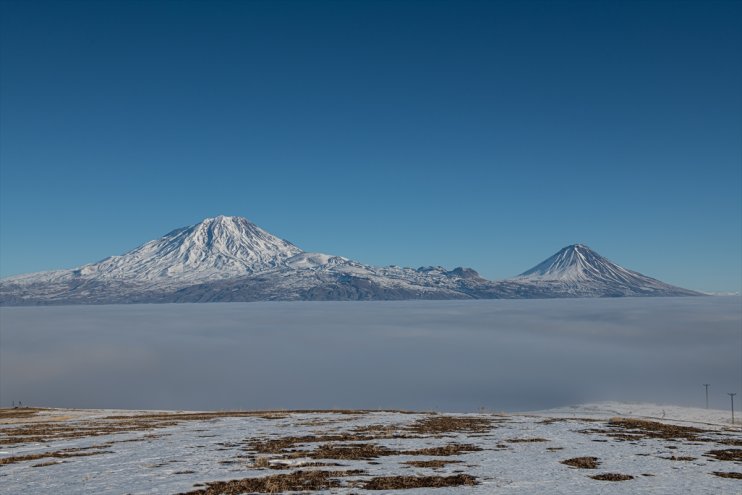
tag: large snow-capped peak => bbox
[71,215,303,283]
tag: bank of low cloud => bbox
[0,297,739,411]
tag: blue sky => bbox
[1,0,740,292]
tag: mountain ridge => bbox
[0,215,702,305]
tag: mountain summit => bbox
[508,244,701,297]
[73,216,302,284]
[518,243,636,281]
[0,217,702,305]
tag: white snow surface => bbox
[1,402,739,494]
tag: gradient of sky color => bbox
[1,0,740,292]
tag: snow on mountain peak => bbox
[0,220,703,304]
[517,244,640,283]
[70,216,304,284]
[509,243,698,296]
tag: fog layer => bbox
[1,297,740,412]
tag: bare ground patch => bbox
[590,473,634,481]
[407,444,482,456]
[248,434,385,455]
[715,438,742,446]
[176,469,365,494]
[712,471,742,479]
[0,408,45,420]
[0,419,178,445]
[704,449,742,461]
[308,443,398,460]
[403,459,463,468]
[605,418,705,441]
[561,457,600,469]
[305,442,482,460]
[361,474,478,490]
[405,415,498,435]
[506,438,549,443]
[0,448,113,466]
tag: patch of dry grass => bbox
[266,461,345,471]
[712,471,742,479]
[362,474,478,490]
[283,441,483,461]
[0,419,177,445]
[402,459,463,468]
[606,418,705,441]
[405,416,496,435]
[0,408,44,420]
[30,461,61,468]
[716,438,742,446]
[248,434,380,455]
[175,469,365,494]
[407,444,482,456]
[0,447,113,466]
[561,457,600,469]
[309,443,396,460]
[590,473,634,481]
[705,449,742,461]
[352,424,406,436]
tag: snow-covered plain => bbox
[0,403,740,494]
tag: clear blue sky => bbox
[1,0,740,292]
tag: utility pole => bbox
[704,384,710,409]
[728,393,736,424]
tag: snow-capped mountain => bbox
[73,215,302,283]
[497,244,701,298]
[0,217,701,305]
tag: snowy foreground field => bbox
[1,403,740,494]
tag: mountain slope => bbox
[0,216,492,304]
[6,216,301,287]
[0,218,701,305]
[500,244,701,297]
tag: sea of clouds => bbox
[1,297,739,412]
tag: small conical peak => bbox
[561,243,592,253]
[511,243,701,295]
[517,243,611,280]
